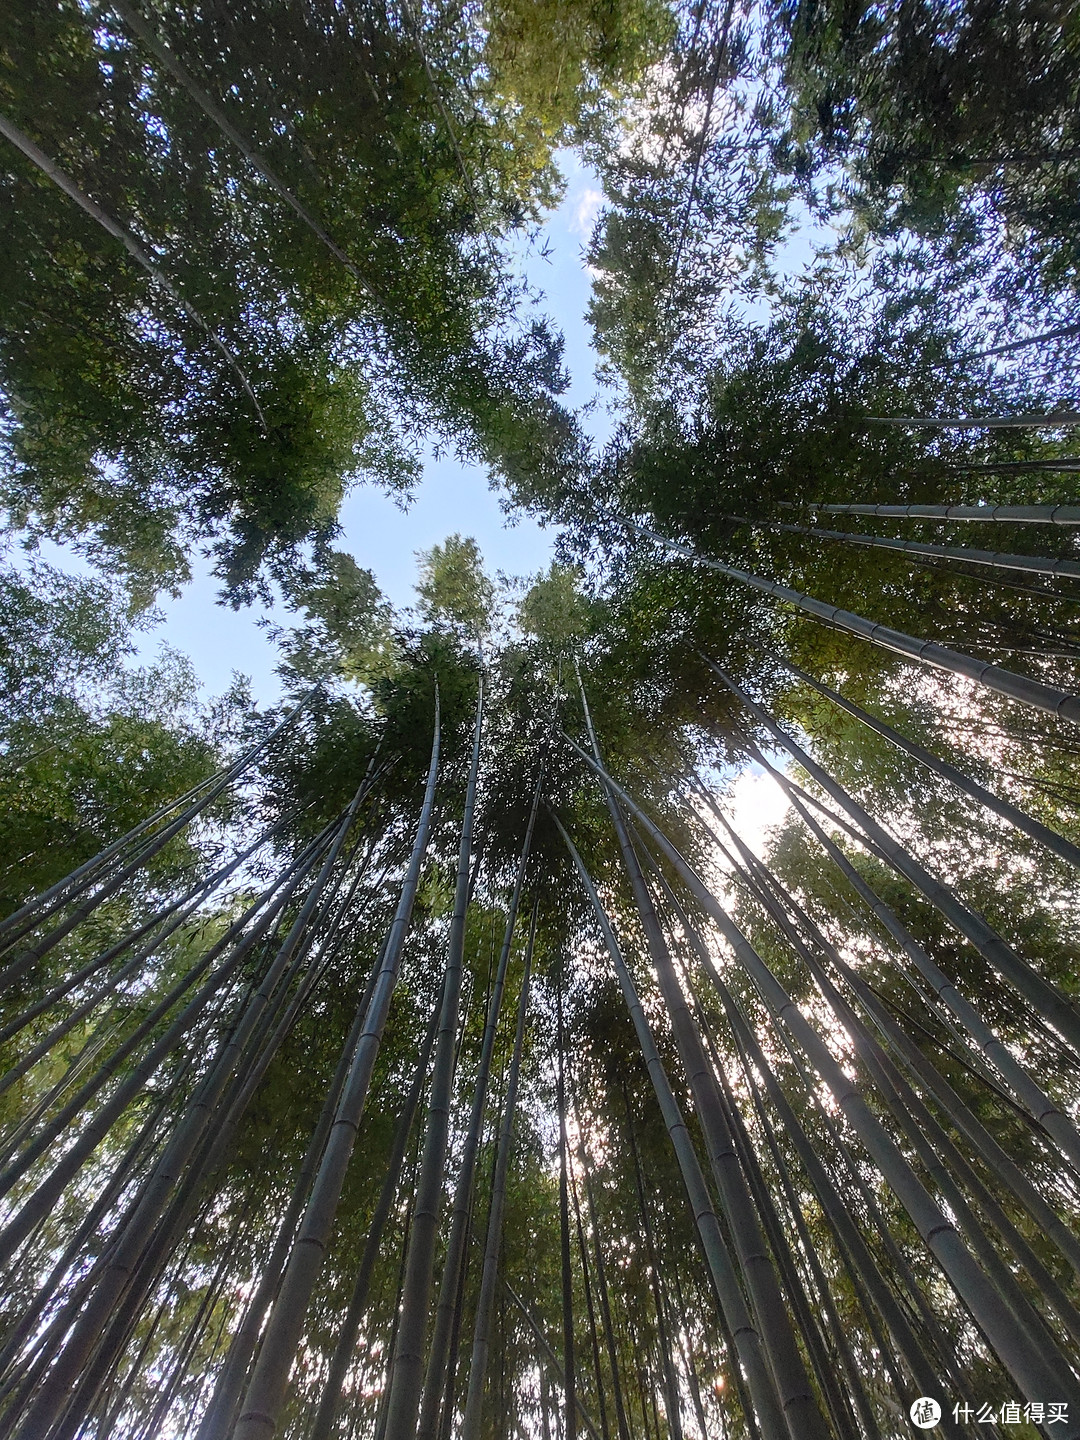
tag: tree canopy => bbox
[3,2,1080,1439]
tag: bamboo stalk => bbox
[231,697,441,1440]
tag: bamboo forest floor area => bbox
[3,2,1080,1438]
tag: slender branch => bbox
[0,112,265,429]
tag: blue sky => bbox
[131,153,614,707]
[20,149,821,710]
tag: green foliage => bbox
[482,0,675,146]
[583,0,1080,414]
[279,551,398,688]
[5,3,1080,1434]
[768,0,1080,292]
[415,534,495,645]
[0,0,605,605]
[0,563,236,910]
[517,562,598,655]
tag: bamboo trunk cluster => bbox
[4,580,1080,1440]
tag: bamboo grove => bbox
[4,0,1080,1437]
[5,500,1080,1440]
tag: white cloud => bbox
[570,186,604,239]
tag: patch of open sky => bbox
[52,151,615,708]
[337,149,617,614]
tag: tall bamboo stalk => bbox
[622,1091,684,1440]
[0,841,325,1261]
[0,114,265,424]
[629,521,1080,724]
[16,787,369,1439]
[557,973,578,1440]
[382,680,483,1440]
[0,702,304,950]
[0,713,324,995]
[709,662,1080,1065]
[694,942,964,1427]
[459,923,533,1440]
[862,412,1080,428]
[703,815,1080,1393]
[0,817,288,1061]
[309,1000,440,1440]
[752,515,1080,582]
[567,1142,612,1440]
[576,1146,632,1440]
[193,934,389,1440]
[718,829,1080,1349]
[774,660,1080,869]
[109,0,382,301]
[781,503,1080,525]
[555,816,787,1440]
[231,697,441,1440]
[722,719,1080,1158]
[572,678,830,1440]
[415,773,543,1440]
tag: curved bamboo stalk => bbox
[1,821,340,1185]
[629,521,1080,724]
[776,659,1080,870]
[231,695,441,1440]
[0,113,265,427]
